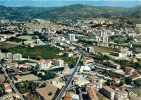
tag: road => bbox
[55,54,82,100]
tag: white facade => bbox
[69,34,77,42]
[13,53,22,61]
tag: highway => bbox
[55,54,82,100]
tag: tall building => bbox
[13,53,22,61]
[6,52,13,61]
[54,59,64,67]
[38,59,52,70]
[69,34,77,42]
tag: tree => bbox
[125,77,132,85]
[134,78,141,86]
[0,84,4,96]
[132,62,141,69]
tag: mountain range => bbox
[0,4,141,21]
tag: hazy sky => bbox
[0,0,141,7]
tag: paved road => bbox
[55,54,82,100]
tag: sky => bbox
[0,0,141,7]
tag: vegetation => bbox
[7,37,25,42]
[16,81,38,94]
[0,84,4,96]
[0,5,141,21]
[8,45,61,59]
[134,78,141,86]
[93,53,110,61]
[37,70,56,80]
[109,35,133,44]
[78,38,94,45]
[131,62,141,70]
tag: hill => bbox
[0,4,140,21]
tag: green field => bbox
[0,42,17,49]
[8,45,61,59]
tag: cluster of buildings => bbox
[0,17,141,100]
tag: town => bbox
[0,1,141,100]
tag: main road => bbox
[55,54,82,100]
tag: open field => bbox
[0,42,17,49]
[94,46,114,53]
[8,45,61,59]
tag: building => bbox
[86,84,99,100]
[54,59,64,67]
[13,53,22,61]
[115,90,129,100]
[80,65,91,73]
[63,92,79,100]
[38,59,52,70]
[63,64,70,76]
[6,52,13,61]
[74,75,90,87]
[4,83,12,93]
[0,74,5,83]
[100,86,115,100]
[69,34,77,42]
[18,64,29,69]
[85,46,94,53]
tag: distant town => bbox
[0,3,141,100]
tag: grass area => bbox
[94,46,114,53]
[0,42,17,49]
[7,45,77,65]
[8,45,61,60]
[7,37,25,42]
[18,35,33,40]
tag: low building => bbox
[38,59,52,70]
[80,65,91,73]
[74,75,90,87]
[130,71,141,81]
[86,84,99,100]
[18,64,30,70]
[0,74,5,83]
[99,86,115,100]
[115,90,129,100]
[63,92,79,100]
[124,67,135,76]
[4,83,12,93]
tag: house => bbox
[80,65,91,73]
[124,67,135,76]
[73,75,90,87]
[0,74,5,83]
[4,83,12,93]
[99,86,115,100]
[83,57,94,65]
[63,92,79,100]
[18,64,30,70]
[54,59,64,67]
[86,84,99,100]
[115,90,129,100]
[63,92,72,100]
[130,71,141,81]
[14,75,22,82]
